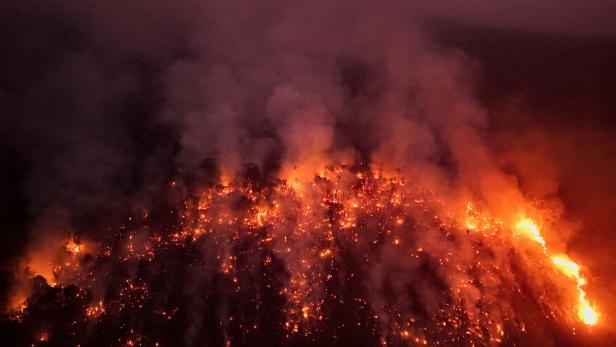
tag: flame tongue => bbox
[515,218,546,251]
[551,254,599,326]
[465,207,600,327]
[514,217,599,326]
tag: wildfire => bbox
[464,202,502,235]
[512,217,599,326]
[85,300,106,319]
[514,218,546,250]
[65,240,82,255]
[7,166,602,345]
[551,254,599,326]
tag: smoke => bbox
[1,0,603,249]
[159,0,533,220]
[1,0,614,345]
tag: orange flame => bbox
[514,218,546,250]
[551,254,599,326]
[65,240,82,255]
[512,216,599,325]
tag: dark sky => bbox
[415,0,616,36]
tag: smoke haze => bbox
[1,1,615,346]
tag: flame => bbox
[514,218,546,250]
[511,216,599,326]
[10,166,603,343]
[66,240,82,255]
[551,254,599,326]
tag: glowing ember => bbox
[512,217,599,326]
[6,166,602,344]
[85,300,106,319]
[464,202,502,235]
[319,249,332,258]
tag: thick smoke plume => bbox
[1,1,614,346]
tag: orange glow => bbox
[220,168,233,187]
[511,216,598,325]
[319,249,332,258]
[463,201,501,234]
[515,218,546,250]
[11,165,602,339]
[86,300,106,319]
[65,240,82,255]
[255,207,269,226]
[551,254,599,326]
[578,298,599,326]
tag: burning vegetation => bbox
[0,1,612,346]
[3,166,600,346]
